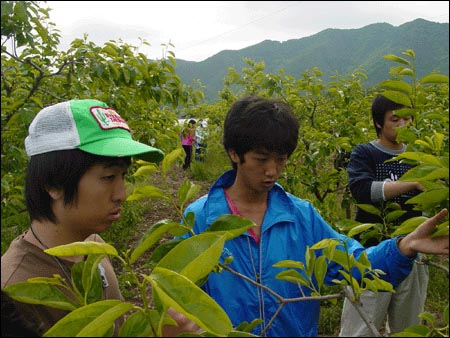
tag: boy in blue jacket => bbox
[180,95,448,337]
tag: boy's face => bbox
[53,163,129,237]
[380,110,413,144]
[231,149,288,193]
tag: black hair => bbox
[25,149,131,223]
[371,94,406,137]
[223,96,299,169]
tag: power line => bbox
[178,1,302,52]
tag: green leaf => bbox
[44,300,133,337]
[400,164,448,182]
[25,275,64,287]
[3,282,78,311]
[102,43,119,57]
[418,311,435,323]
[357,251,371,270]
[378,80,412,95]
[355,204,381,216]
[384,54,411,66]
[82,255,106,304]
[430,220,449,238]
[108,63,120,81]
[178,180,202,206]
[386,210,407,223]
[206,214,255,239]
[132,164,158,177]
[398,325,431,336]
[275,269,310,287]
[122,67,130,84]
[44,241,118,257]
[348,223,376,238]
[394,152,443,166]
[310,238,341,250]
[127,185,168,201]
[328,249,352,272]
[391,216,428,236]
[130,219,185,264]
[314,255,327,288]
[119,309,155,337]
[380,91,412,107]
[162,148,184,174]
[147,267,232,336]
[305,247,315,277]
[156,232,226,283]
[406,187,449,210]
[399,68,414,76]
[420,74,449,84]
[273,260,305,270]
[234,319,264,334]
[145,238,186,269]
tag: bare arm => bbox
[383,181,424,200]
[397,208,449,257]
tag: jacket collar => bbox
[205,169,295,228]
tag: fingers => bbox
[402,209,449,257]
[163,307,201,336]
[417,208,448,234]
[435,208,448,219]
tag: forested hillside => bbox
[175,19,449,101]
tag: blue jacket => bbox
[182,170,414,337]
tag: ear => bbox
[228,149,239,163]
[46,187,63,201]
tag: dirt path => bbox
[116,165,211,307]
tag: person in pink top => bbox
[181,119,196,169]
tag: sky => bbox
[46,1,449,62]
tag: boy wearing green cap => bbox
[0,99,165,335]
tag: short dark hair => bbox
[371,94,406,137]
[25,149,131,223]
[223,96,299,169]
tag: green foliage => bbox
[1,1,203,251]
[3,155,256,336]
[2,151,426,337]
[175,19,449,102]
[102,200,145,253]
[341,50,449,245]
[1,3,448,336]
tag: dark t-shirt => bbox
[346,141,422,245]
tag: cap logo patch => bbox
[90,106,130,131]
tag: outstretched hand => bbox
[398,208,449,257]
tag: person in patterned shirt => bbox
[340,93,428,337]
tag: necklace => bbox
[29,224,109,288]
[29,224,72,283]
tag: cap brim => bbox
[79,137,164,163]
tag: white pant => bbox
[339,261,429,337]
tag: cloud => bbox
[48,1,449,61]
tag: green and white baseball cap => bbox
[25,99,164,163]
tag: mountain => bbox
[174,19,449,102]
